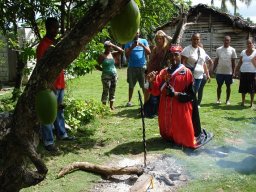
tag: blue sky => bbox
[191,0,256,23]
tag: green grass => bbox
[17,68,256,192]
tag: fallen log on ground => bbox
[57,161,144,178]
[130,173,153,192]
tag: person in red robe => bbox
[146,45,213,149]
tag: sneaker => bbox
[45,144,59,152]
[216,100,221,104]
[226,100,231,105]
[65,123,72,131]
[126,102,132,107]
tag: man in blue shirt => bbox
[125,30,151,106]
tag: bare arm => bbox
[213,58,219,73]
[231,58,236,75]
[206,55,213,75]
[181,55,188,65]
[234,56,242,77]
[252,56,256,68]
[203,63,210,82]
[110,42,124,56]
[207,58,214,75]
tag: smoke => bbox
[179,123,256,180]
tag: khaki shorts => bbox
[127,67,146,89]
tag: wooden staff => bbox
[138,90,147,168]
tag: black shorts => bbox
[216,74,233,85]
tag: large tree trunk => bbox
[0,1,130,191]
[12,52,26,101]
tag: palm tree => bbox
[231,0,252,15]
[209,0,252,15]
[220,0,228,12]
[229,0,237,14]
[209,0,228,12]
[220,0,252,15]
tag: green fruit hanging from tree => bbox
[35,89,57,124]
[110,0,140,44]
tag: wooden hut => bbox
[156,3,256,58]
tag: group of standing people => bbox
[96,30,151,110]
[37,17,255,152]
[98,30,214,149]
[101,29,255,149]
[212,35,256,107]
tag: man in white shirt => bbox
[213,36,237,105]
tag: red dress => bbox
[149,64,196,148]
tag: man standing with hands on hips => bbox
[124,29,151,106]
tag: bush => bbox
[0,98,16,112]
[0,95,110,132]
[64,97,110,130]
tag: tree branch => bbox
[57,162,144,178]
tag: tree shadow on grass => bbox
[200,103,256,123]
[104,136,256,163]
[200,103,248,111]
[217,156,256,175]
[104,137,192,156]
[115,107,141,119]
[224,116,256,122]
[194,145,256,174]
[38,126,99,160]
[187,145,234,158]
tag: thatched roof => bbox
[157,3,256,33]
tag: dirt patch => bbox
[90,154,189,192]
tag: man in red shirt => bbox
[36,17,74,152]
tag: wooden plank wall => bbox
[162,13,254,62]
